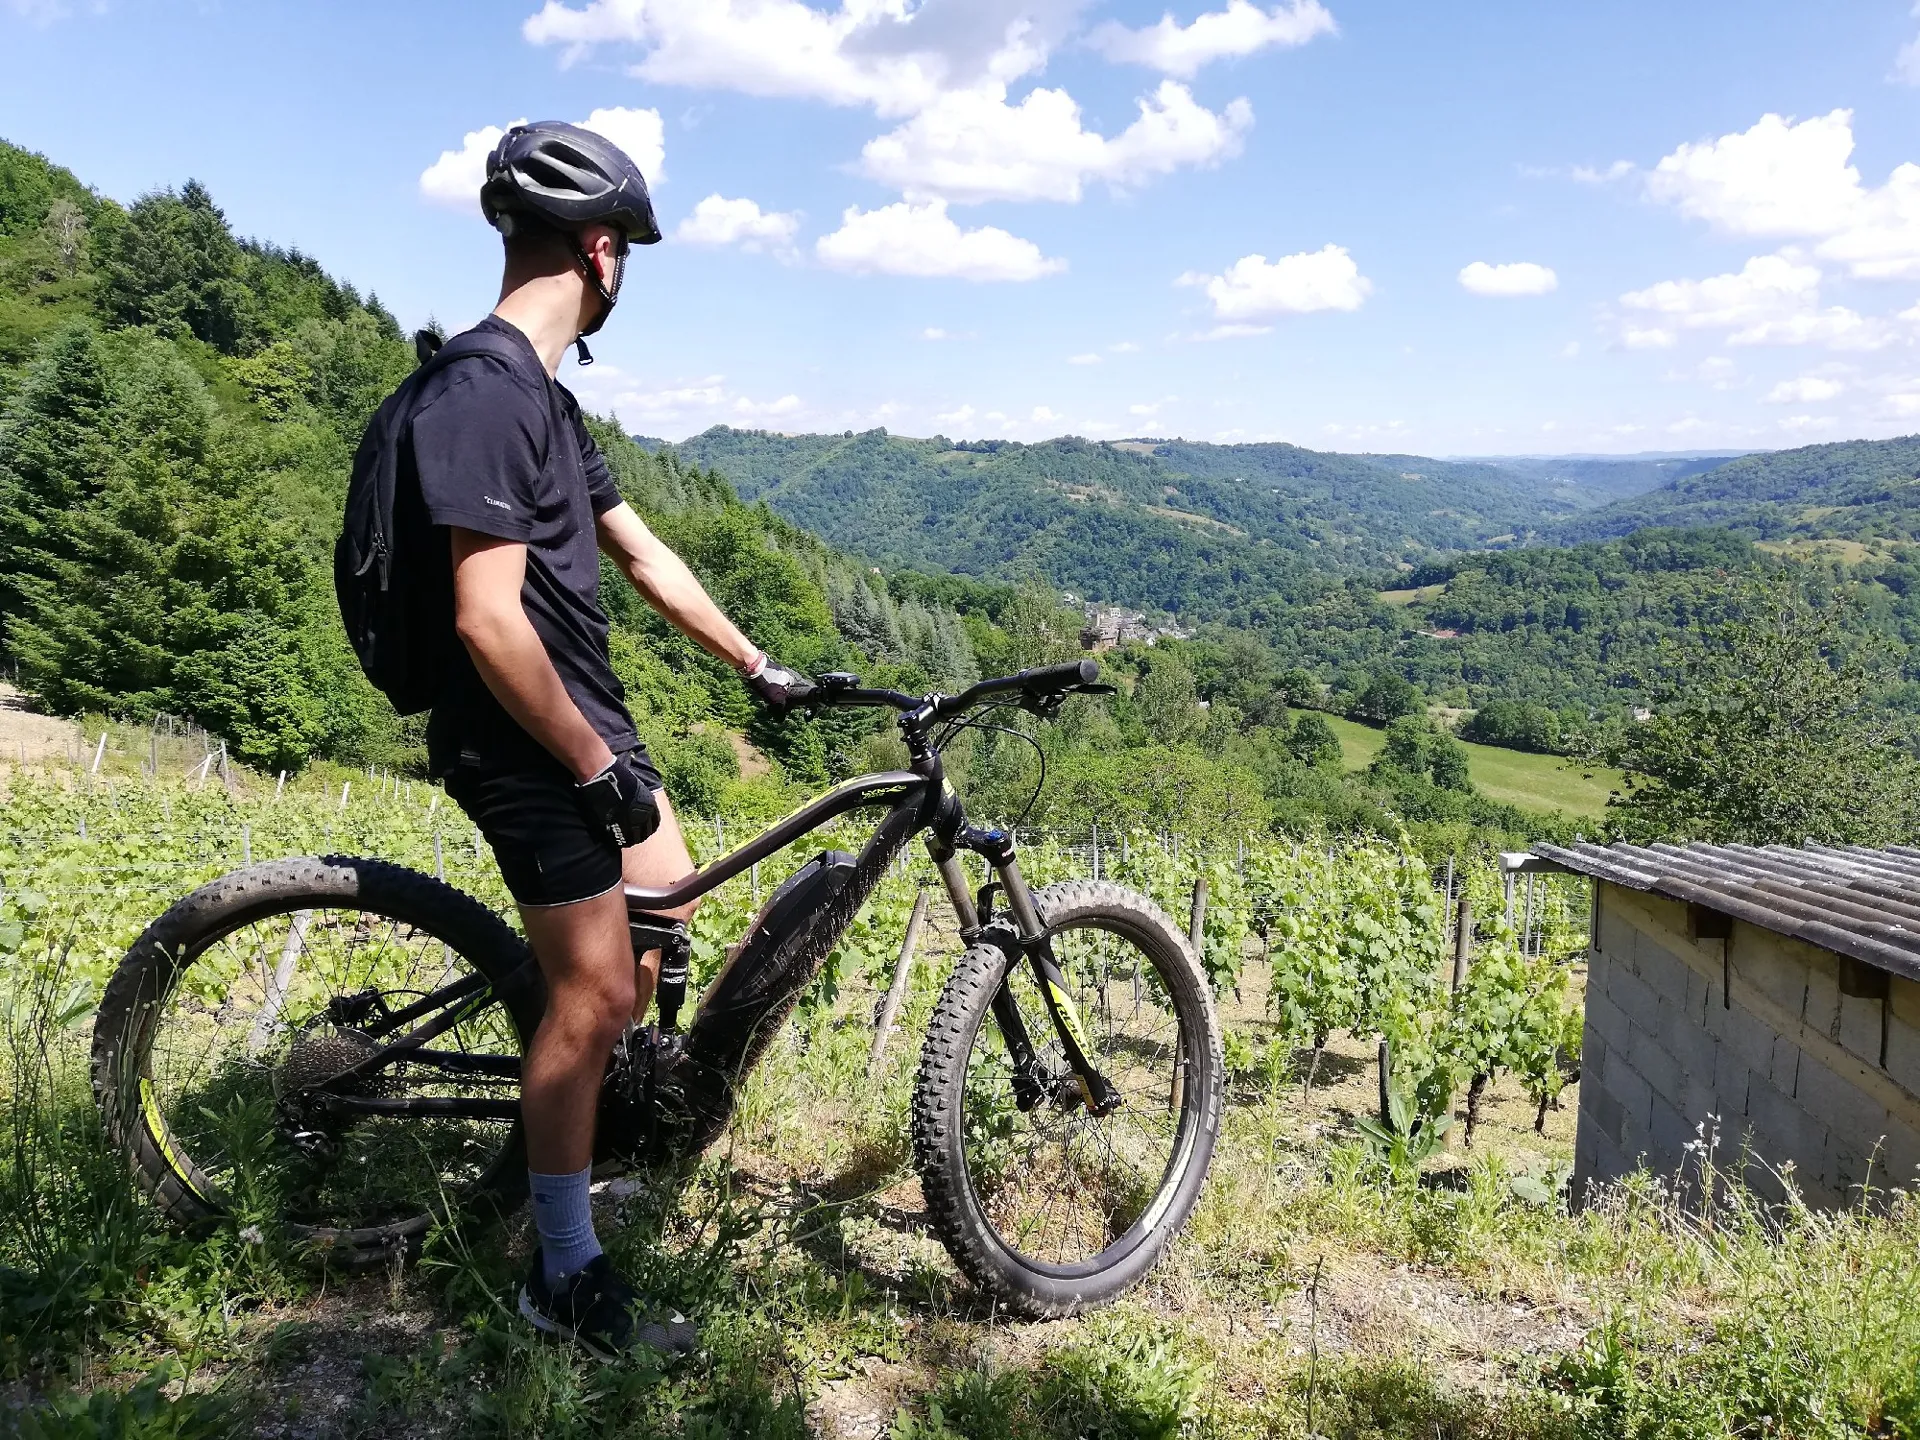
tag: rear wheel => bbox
[91,858,541,1266]
[911,880,1222,1317]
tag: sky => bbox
[3,0,1920,456]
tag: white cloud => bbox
[1621,253,1821,328]
[421,123,515,208]
[523,2,1263,210]
[579,106,667,180]
[1645,109,1920,281]
[1571,160,1635,185]
[1068,352,1102,364]
[674,193,799,250]
[1179,244,1371,319]
[523,0,1071,118]
[1109,340,1142,353]
[1087,0,1336,78]
[1621,327,1677,350]
[933,403,977,427]
[1559,341,1581,359]
[860,80,1250,204]
[1196,322,1274,340]
[1766,375,1845,404]
[1458,260,1558,297]
[815,199,1065,281]
[421,107,665,211]
[1897,3,1920,86]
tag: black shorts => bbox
[443,746,664,907]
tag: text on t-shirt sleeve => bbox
[410,366,548,542]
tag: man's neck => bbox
[492,277,580,378]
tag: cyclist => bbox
[407,121,803,1359]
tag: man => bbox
[408,121,803,1360]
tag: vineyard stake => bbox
[149,730,158,777]
[242,824,252,866]
[1376,1037,1391,1126]
[1091,822,1100,881]
[1188,875,1207,955]
[90,732,107,775]
[868,888,929,1074]
[1522,874,1537,958]
[338,781,350,812]
[1452,899,1474,990]
[247,910,312,1057]
[434,831,444,880]
[750,861,760,907]
[275,771,286,800]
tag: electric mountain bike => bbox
[91,660,1223,1316]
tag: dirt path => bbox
[0,682,79,765]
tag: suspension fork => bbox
[929,831,1119,1115]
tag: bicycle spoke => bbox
[957,917,1192,1270]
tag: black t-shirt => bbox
[408,316,635,775]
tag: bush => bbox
[1461,698,1562,753]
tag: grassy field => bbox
[1320,715,1620,820]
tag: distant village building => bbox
[1526,841,1920,1210]
[1080,604,1190,652]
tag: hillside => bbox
[1545,435,1920,546]
[1469,452,1749,508]
[667,428,1634,618]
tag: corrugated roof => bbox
[1532,840,1920,982]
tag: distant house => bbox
[1080,604,1189,652]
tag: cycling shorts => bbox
[443,746,664,907]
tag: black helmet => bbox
[481,121,662,244]
[482,121,660,357]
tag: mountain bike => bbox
[91,660,1223,1317]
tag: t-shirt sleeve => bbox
[410,370,547,542]
[572,404,623,515]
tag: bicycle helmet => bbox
[482,121,662,356]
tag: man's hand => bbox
[744,652,812,714]
[575,753,662,849]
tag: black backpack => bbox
[334,328,527,714]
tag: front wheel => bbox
[911,880,1223,1317]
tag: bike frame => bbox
[318,669,1116,1126]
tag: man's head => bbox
[482,122,661,343]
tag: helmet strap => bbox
[574,337,595,366]
[567,232,626,340]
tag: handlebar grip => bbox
[1020,659,1100,691]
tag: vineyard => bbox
[4,744,1920,1437]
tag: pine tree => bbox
[0,321,115,647]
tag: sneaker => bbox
[517,1253,700,1362]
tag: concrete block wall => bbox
[1573,884,1920,1208]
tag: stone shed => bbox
[1532,840,1920,1208]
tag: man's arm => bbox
[451,528,615,780]
[594,501,759,672]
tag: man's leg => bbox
[518,887,634,1175]
[620,788,698,1023]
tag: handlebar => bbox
[940,659,1100,715]
[792,659,1104,721]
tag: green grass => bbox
[1320,715,1620,819]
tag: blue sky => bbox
[4,0,1920,455]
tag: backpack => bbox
[334,327,529,714]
